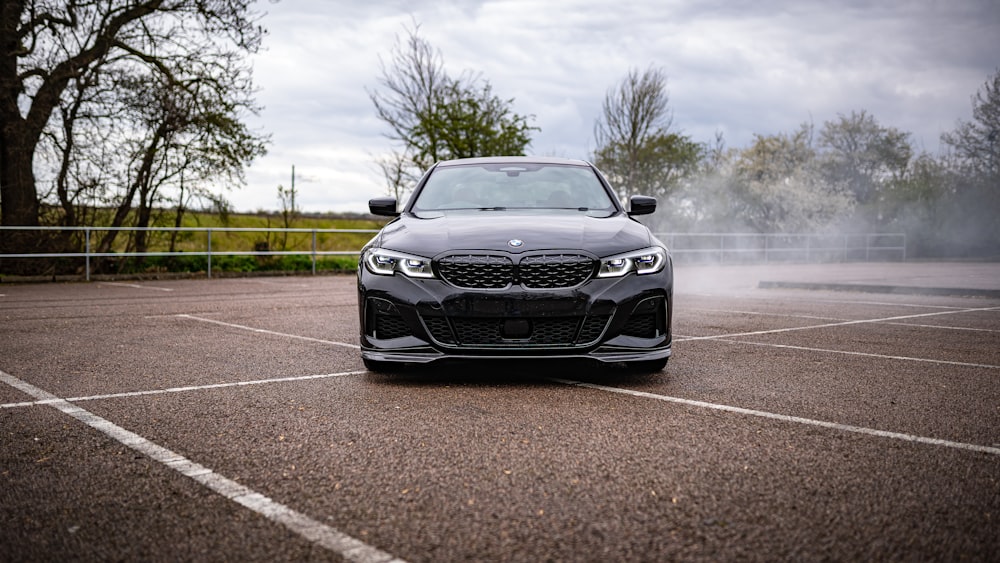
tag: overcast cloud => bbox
[238,0,1000,214]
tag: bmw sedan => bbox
[358,156,672,372]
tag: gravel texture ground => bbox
[2,262,998,562]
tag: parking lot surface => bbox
[2,263,998,561]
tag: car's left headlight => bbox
[597,246,667,278]
[364,248,435,278]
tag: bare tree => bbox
[375,150,411,201]
[275,167,300,251]
[368,22,447,186]
[368,23,536,198]
[593,67,700,203]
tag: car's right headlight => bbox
[364,248,435,278]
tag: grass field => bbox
[137,211,387,274]
[23,211,392,277]
[163,212,385,254]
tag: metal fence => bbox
[657,232,906,264]
[1,226,906,280]
[0,226,380,280]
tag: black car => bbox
[357,156,672,372]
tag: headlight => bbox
[364,248,435,278]
[597,247,667,278]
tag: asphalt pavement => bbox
[1,261,998,561]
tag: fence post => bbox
[207,228,212,279]
[311,230,317,275]
[85,227,91,281]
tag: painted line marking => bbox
[233,279,313,287]
[1,370,368,409]
[686,307,1000,334]
[550,378,1000,456]
[0,369,405,563]
[175,314,361,350]
[673,331,1000,369]
[684,308,850,322]
[686,291,996,311]
[101,282,174,292]
[707,339,1000,370]
[881,321,1000,334]
[679,305,1000,342]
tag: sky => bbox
[237,0,1000,214]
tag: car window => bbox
[411,164,616,212]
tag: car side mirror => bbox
[369,197,399,217]
[628,195,656,216]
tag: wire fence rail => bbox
[659,232,907,264]
[1,226,906,281]
[0,226,379,280]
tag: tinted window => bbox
[412,163,615,212]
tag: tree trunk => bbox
[0,128,41,228]
[135,178,153,257]
[169,178,186,253]
[0,132,43,267]
[2,1,48,264]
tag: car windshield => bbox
[410,163,616,212]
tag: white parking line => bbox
[1,371,367,409]
[711,339,1000,370]
[679,305,1000,342]
[673,331,1000,369]
[882,322,1000,334]
[685,308,850,322]
[692,292,989,311]
[686,307,1000,334]
[551,378,1000,456]
[100,282,174,292]
[0,369,405,563]
[175,314,361,349]
[233,279,313,287]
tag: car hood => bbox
[375,210,654,257]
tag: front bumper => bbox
[357,264,672,365]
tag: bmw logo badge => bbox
[508,239,524,248]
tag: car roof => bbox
[435,156,592,168]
